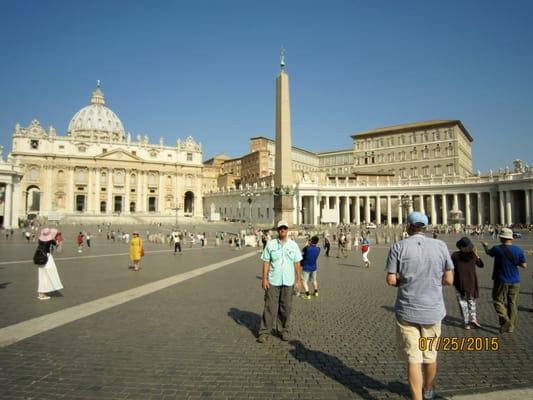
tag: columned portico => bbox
[525,189,531,224]
[386,195,392,226]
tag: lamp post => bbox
[400,194,413,223]
[240,191,260,223]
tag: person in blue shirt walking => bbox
[257,220,303,343]
[482,227,527,334]
[301,236,320,300]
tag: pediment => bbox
[96,149,141,161]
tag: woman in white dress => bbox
[35,228,64,300]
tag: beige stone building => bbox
[350,120,473,178]
[8,84,205,223]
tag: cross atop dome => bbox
[280,47,286,71]
[90,81,105,105]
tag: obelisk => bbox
[274,49,295,225]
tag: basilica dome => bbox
[67,83,125,141]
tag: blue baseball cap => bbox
[407,211,428,227]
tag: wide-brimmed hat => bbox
[39,227,58,242]
[499,228,514,240]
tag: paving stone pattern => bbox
[0,227,532,399]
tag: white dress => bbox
[38,254,63,293]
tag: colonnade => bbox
[296,189,533,226]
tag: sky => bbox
[0,0,532,172]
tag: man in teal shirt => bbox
[257,220,302,343]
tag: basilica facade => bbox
[4,84,204,226]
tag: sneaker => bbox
[37,295,50,300]
[257,334,269,343]
[507,326,515,333]
[464,324,471,330]
[281,332,290,341]
[302,295,312,300]
[314,292,319,297]
[470,319,481,329]
[423,388,435,400]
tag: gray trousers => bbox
[259,285,294,336]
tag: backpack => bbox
[33,247,48,265]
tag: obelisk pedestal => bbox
[273,57,295,226]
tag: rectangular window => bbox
[148,197,157,212]
[102,148,107,153]
[186,152,193,161]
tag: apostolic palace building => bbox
[0,68,532,228]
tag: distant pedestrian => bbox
[34,228,63,300]
[54,231,63,253]
[482,228,527,334]
[257,220,303,343]
[171,230,182,254]
[301,236,320,299]
[324,235,331,257]
[25,231,31,243]
[360,236,371,268]
[86,233,92,248]
[76,232,84,253]
[385,212,454,400]
[451,237,484,329]
[130,232,144,271]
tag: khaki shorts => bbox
[396,316,441,364]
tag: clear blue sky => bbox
[1,0,532,171]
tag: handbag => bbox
[33,248,48,265]
[361,245,369,253]
[140,247,145,257]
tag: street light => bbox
[240,191,260,223]
[400,194,413,223]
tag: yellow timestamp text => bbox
[419,336,500,352]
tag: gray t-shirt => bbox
[385,233,454,325]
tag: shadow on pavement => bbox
[289,340,409,399]
[0,281,12,289]
[228,308,261,337]
[48,291,64,297]
[337,262,365,269]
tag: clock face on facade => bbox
[30,140,39,149]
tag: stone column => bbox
[43,166,53,213]
[4,183,12,228]
[430,194,437,225]
[365,196,371,224]
[354,196,361,225]
[477,193,483,225]
[136,171,142,213]
[453,193,459,210]
[386,195,392,226]
[343,196,350,224]
[11,180,21,227]
[158,172,165,213]
[107,169,113,213]
[525,189,531,224]
[499,191,505,225]
[66,167,74,212]
[419,194,425,214]
[505,191,513,226]
[297,195,303,225]
[408,195,414,213]
[94,169,101,214]
[442,194,448,225]
[465,193,471,225]
[397,196,403,224]
[313,196,320,225]
[489,192,496,225]
[87,168,93,213]
[124,171,130,214]
[375,195,381,225]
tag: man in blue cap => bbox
[385,211,454,400]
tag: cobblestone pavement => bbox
[0,226,532,399]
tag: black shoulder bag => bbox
[33,246,48,266]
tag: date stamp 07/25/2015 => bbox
[419,336,500,352]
